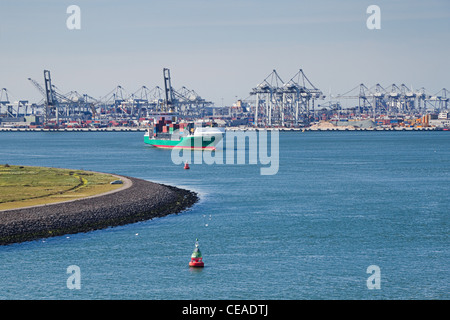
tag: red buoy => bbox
[184,161,190,170]
[189,238,204,267]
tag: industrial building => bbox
[1,68,448,129]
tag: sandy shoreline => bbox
[0,176,199,245]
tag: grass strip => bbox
[0,164,122,210]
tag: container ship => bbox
[144,117,224,150]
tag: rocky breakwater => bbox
[0,176,199,245]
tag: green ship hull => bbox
[144,134,219,150]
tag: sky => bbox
[0,0,449,106]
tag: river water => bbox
[0,131,448,299]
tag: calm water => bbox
[0,131,448,300]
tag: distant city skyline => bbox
[1,0,449,106]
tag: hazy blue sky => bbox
[1,0,449,106]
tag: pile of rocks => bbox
[0,176,198,245]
